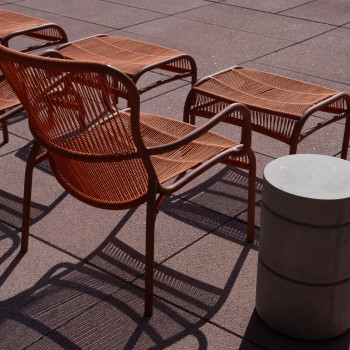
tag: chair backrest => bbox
[0,44,153,209]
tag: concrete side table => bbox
[256,154,350,340]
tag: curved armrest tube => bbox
[146,102,252,155]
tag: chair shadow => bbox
[171,166,263,222]
[0,197,259,349]
[0,141,68,288]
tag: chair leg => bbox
[144,181,158,317]
[21,141,41,252]
[341,115,350,160]
[1,120,8,143]
[0,105,25,143]
[246,150,256,243]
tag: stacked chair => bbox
[0,9,68,142]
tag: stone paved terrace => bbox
[0,0,350,349]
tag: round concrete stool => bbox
[256,154,350,340]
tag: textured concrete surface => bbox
[1,0,350,349]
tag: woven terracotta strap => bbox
[0,9,49,39]
[59,36,183,77]
[196,67,340,120]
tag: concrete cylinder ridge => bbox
[256,154,350,340]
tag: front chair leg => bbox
[144,181,158,317]
[21,141,41,252]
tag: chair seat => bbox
[0,9,49,39]
[49,112,240,209]
[186,67,350,150]
[57,35,191,78]
[196,67,341,120]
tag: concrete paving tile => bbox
[127,16,291,63]
[173,164,262,219]
[105,0,208,15]
[133,220,259,323]
[30,191,228,276]
[22,284,260,350]
[296,115,348,157]
[255,43,350,86]
[0,111,32,143]
[0,144,65,206]
[0,222,77,300]
[304,27,350,54]
[165,322,263,349]
[17,0,165,29]
[281,0,350,25]
[0,131,29,156]
[179,3,334,42]
[237,200,262,228]
[0,248,125,348]
[220,0,311,13]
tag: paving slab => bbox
[127,16,291,63]
[178,3,334,42]
[0,248,126,349]
[22,283,263,349]
[0,222,77,300]
[29,190,229,276]
[255,43,350,86]
[134,220,259,327]
[0,130,29,156]
[103,0,208,15]
[220,0,311,13]
[18,0,166,29]
[281,0,350,25]
[303,27,350,54]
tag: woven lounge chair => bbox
[0,9,68,142]
[184,66,350,159]
[50,34,197,95]
[0,44,256,316]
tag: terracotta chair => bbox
[0,9,68,142]
[184,66,350,159]
[48,34,197,95]
[0,44,256,317]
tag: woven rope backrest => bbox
[0,44,151,208]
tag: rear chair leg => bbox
[246,150,256,243]
[21,141,41,252]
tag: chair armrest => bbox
[1,24,68,52]
[146,102,252,156]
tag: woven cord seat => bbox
[0,44,256,317]
[184,66,350,158]
[53,35,197,95]
[0,9,68,143]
